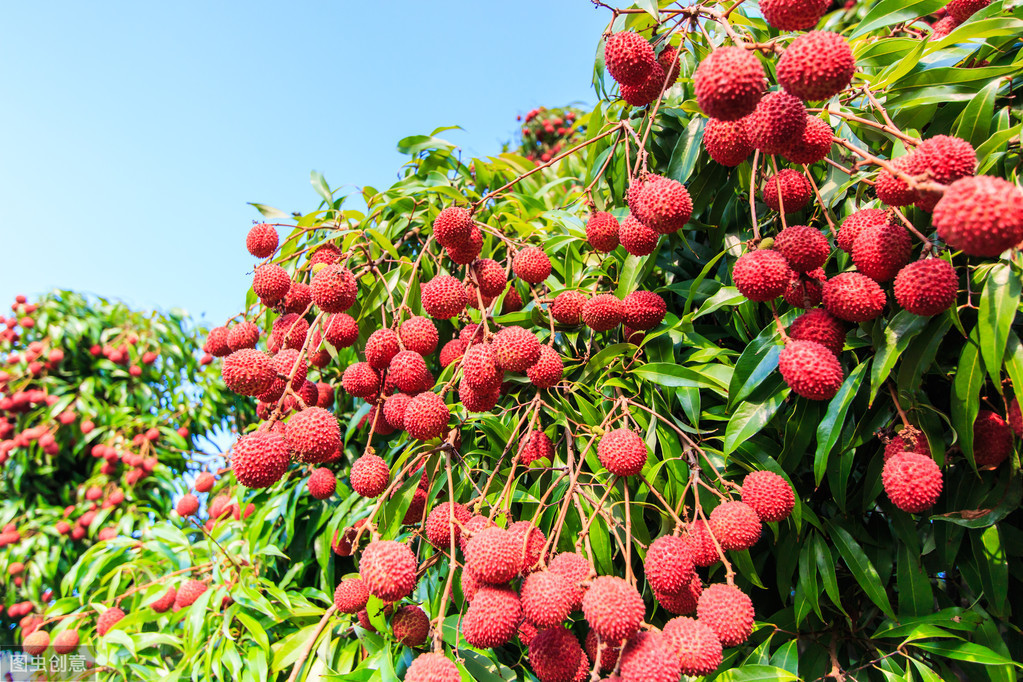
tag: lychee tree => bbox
[32,0,1023,680]
[0,290,253,650]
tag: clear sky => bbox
[0,1,609,328]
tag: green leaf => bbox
[911,640,1018,667]
[828,521,896,619]
[310,170,332,204]
[869,311,928,404]
[978,263,1021,387]
[951,332,984,468]
[723,378,789,456]
[815,363,868,485]
[954,79,1001,148]
[852,0,944,36]
[249,202,291,220]
[897,542,933,617]
[713,665,799,682]
[666,116,703,184]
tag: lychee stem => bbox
[749,149,761,240]
[802,164,838,238]
[888,382,912,429]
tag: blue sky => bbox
[0,1,609,327]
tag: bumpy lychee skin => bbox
[582,576,645,643]
[360,540,417,601]
[693,47,767,121]
[604,31,656,87]
[176,493,200,517]
[763,170,813,214]
[585,630,622,673]
[421,275,468,319]
[684,519,719,567]
[459,380,501,413]
[785,268,826,308]
[916,135,977,187]
[462,344,503,390]
[403,392,450,441]
[619,214,659,256]
[465,526,522,584]
[513,247,553,284]
[973,410,1014,469]
[774,225,828,272]
[778,339,845,400]
[285,407,341,463]
[462,584,522,649]
[52,630,80,655]
[405,652,461,682]
[777,31,855,101]
[644,535,696,595]
[396,316,438,358]
[529,626,584,682]
[932,15,960,37]
[883,452,943,513]
[521,571,575,628]
[518,430,554,465]
[697,583,755,647]
[638,177,693,234]
[508,520,547,575]
[837,208,890,253]
[311,264,357,313]
[741,471,796,522]
[392,604,430,647]
[389,351,428,393]
[527,345,564,389]
[492,326,542,372]
[583,294,625,332]
[1009,399,1023,438]
[884,428,931,461]
[333,578,369,614]
[252,264,291,305]
[175,579,207,608]
[823,272,887,322]
[782,116,833,164]
[23,630,50,656]
[438,340,466,368]
[732,249,791,302]
[425,501,471,549]
[598,428,648,477]
[309,243,342,266]
[232,430,291,488]
[852,220,912,282]
[551,290,588,325]
[703,117,754,167]
[947,0,990,22]
[894,258,958,316]
[365,329,400,370]
[325,313,359,348]
[760,0,830,29]
[433,206,473,248]
[222,349,275,396]
[350,454,390,497]
[97,607,125,636]
[747,91,807,155]
[874,155,921,207]
[789,306,845,358]
[621,62,667,108]
[586,212,621,252]
[663,617,723,677]
[307,467,336,499]
[268,313,309,353]
[151,587,177,613]
[227,321,260,351]
[709,501,762,551]
[205,326,232,356]
[623,290,666,330]
[446,224,483,265]
[468,259,507,299]
[619,630,679,682]
[342,362,380,399]
[655,575,703,615]
[933,176,1023,257]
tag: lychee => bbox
[252,264,291,306]
[622,290,666,330]
[521,571,575,628]
[446,225,484,265]
[227,321,260,351]
[973,410,1013,468]
[333,578,369,614]
[782,116,833,165]
[359,540,417,601]
[696,583,754,647]
[604,32,656,87]
[465,526,522,584]
[894,258,958,316]
[96,607,125,636]
[583,294,625,332]
[822,272,886,322]
[433,207,473,248]
[852,220,912,282]
[22,630,49,656]
[586,212,621,252]
[439,339,466,368]
[174,579,207,608]
[325,313,359,348]
[693,47,766,121]
[529,626,584,682]
[619,214,659,256]
[462,344,503,390]
[777,31,855,101]
[760,0,830,29]
[778,339,845,400]
[551,290,588,325]
[732,249,791,302]
[421,275,468,319]
[581,576,645,642]
[425,501,471,549]
[285,407,341,463]
[784,268,826,308]
[232,430,290,488]
[774,225,828,272]
[644,535,695,595]
[662,616,723,677]
[365,329,400,370]
[946,0,990,22]
[406,653,460,682]
[205,327,231,357]
[513,247,552,285]
[392,604,430,647]
[311,265,357,314]
[747,91,807,155]
[836,208,890,253]
[762,170,813,214]
[883,452,943,513]
[655,574,703,616]
[492,326,541,372]
[342,362,380,399]
[403,392,450,441]
[389,351,428,393]
[597,428,648,477]
[308,468,336,499]
[350,454,390,497]
[637,177,693,234]
[618,629,680,682]
[222,349,275,396]
[741,470,796,522]
[462,584,522,649]
[518,430,554,465]
[709,500,762,550]
[703,117,754,167]
[932,175,1023,257]
[52,630,79,655]
[176,494,199,517]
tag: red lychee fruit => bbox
[421,275,468,319]
[644,535,695,596]
[195,472,215,493]
[205,327,231,357]
[470,259,507,299]
[462,344,503,390]
[760,0,830,29]
[779,339,845,400]
[655,574,703,616]
[693,47,766,121]
[894,258,958,316]
[342,362,380,399]
[604,32,656,87]
[392,604,430,647]
[597,428,648,477]
[359,540,417,601]
[915,135,977,190]
[176,494,199,517]
[932,175,1023,257]
[406,653,460,682]
[175,579,207,608]
[582,576,645,643]
[747,91,807,156]
[619,629,680,682]
[445,224,483,265]
[582,294,625,332]
[774,225,828,272]
[252,264,291,306]
[459,380,501,413]
[709,500,762,550]
[97,607,125,636]
[462,584,522,648]
[777,31,855,101]
[621,62,667,107]
[883,452,943,513]
[762,170,813,214]
[403,392,450,441]
[227,321,260,351]
[325,313,359,348]
[232,430,290,488]
[884,428,931,461]
[782,116,833,165]
[663,616,723,677]
[425,501,471,550]
[398,316,439,356]
[741,470,795,522]
[874,156,921,207]
[382,392,412,430]
[465,526,522,584]
[23,630,50,656]
[222,349,275,396]
[789,309,846,357]
[508,520,547,575]
[285,407,341,463]
[697,583,755,647]
[638,177,693,234]
[521,571,575,628]
[836,208,890,253]
[1009,398,1023,438]
[622,290,666,330]
[586,212,621,252]
[658,44,681,84]
[518,430,554,465]
[309,243,342,266]
[527,345,563,389]
[307,467,336,499]
[513,247,553,285]
[732,249,791,302]
[973,410,1014,468]
[585,629,621,673]
[52,630,79,655]
[365,328,400,370]
[823,272,886,322]
[529,626,584,682]
[151,587,176,613]
[267,313,309,353]
[333,578,369,614]
[852,220,912,282]
[619,214,659,256]
[439,339,466,368]
[492,326,541,372]
[932,15,960,37]
[784,268,826,308]
[389,351,428,393]
[703,117,754,167]
[311,264,357,314]
[433,206,473,248]
[946,0,990,22]
[350,454,390,497]
[549,552,590,610]
[551,290,588,325]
